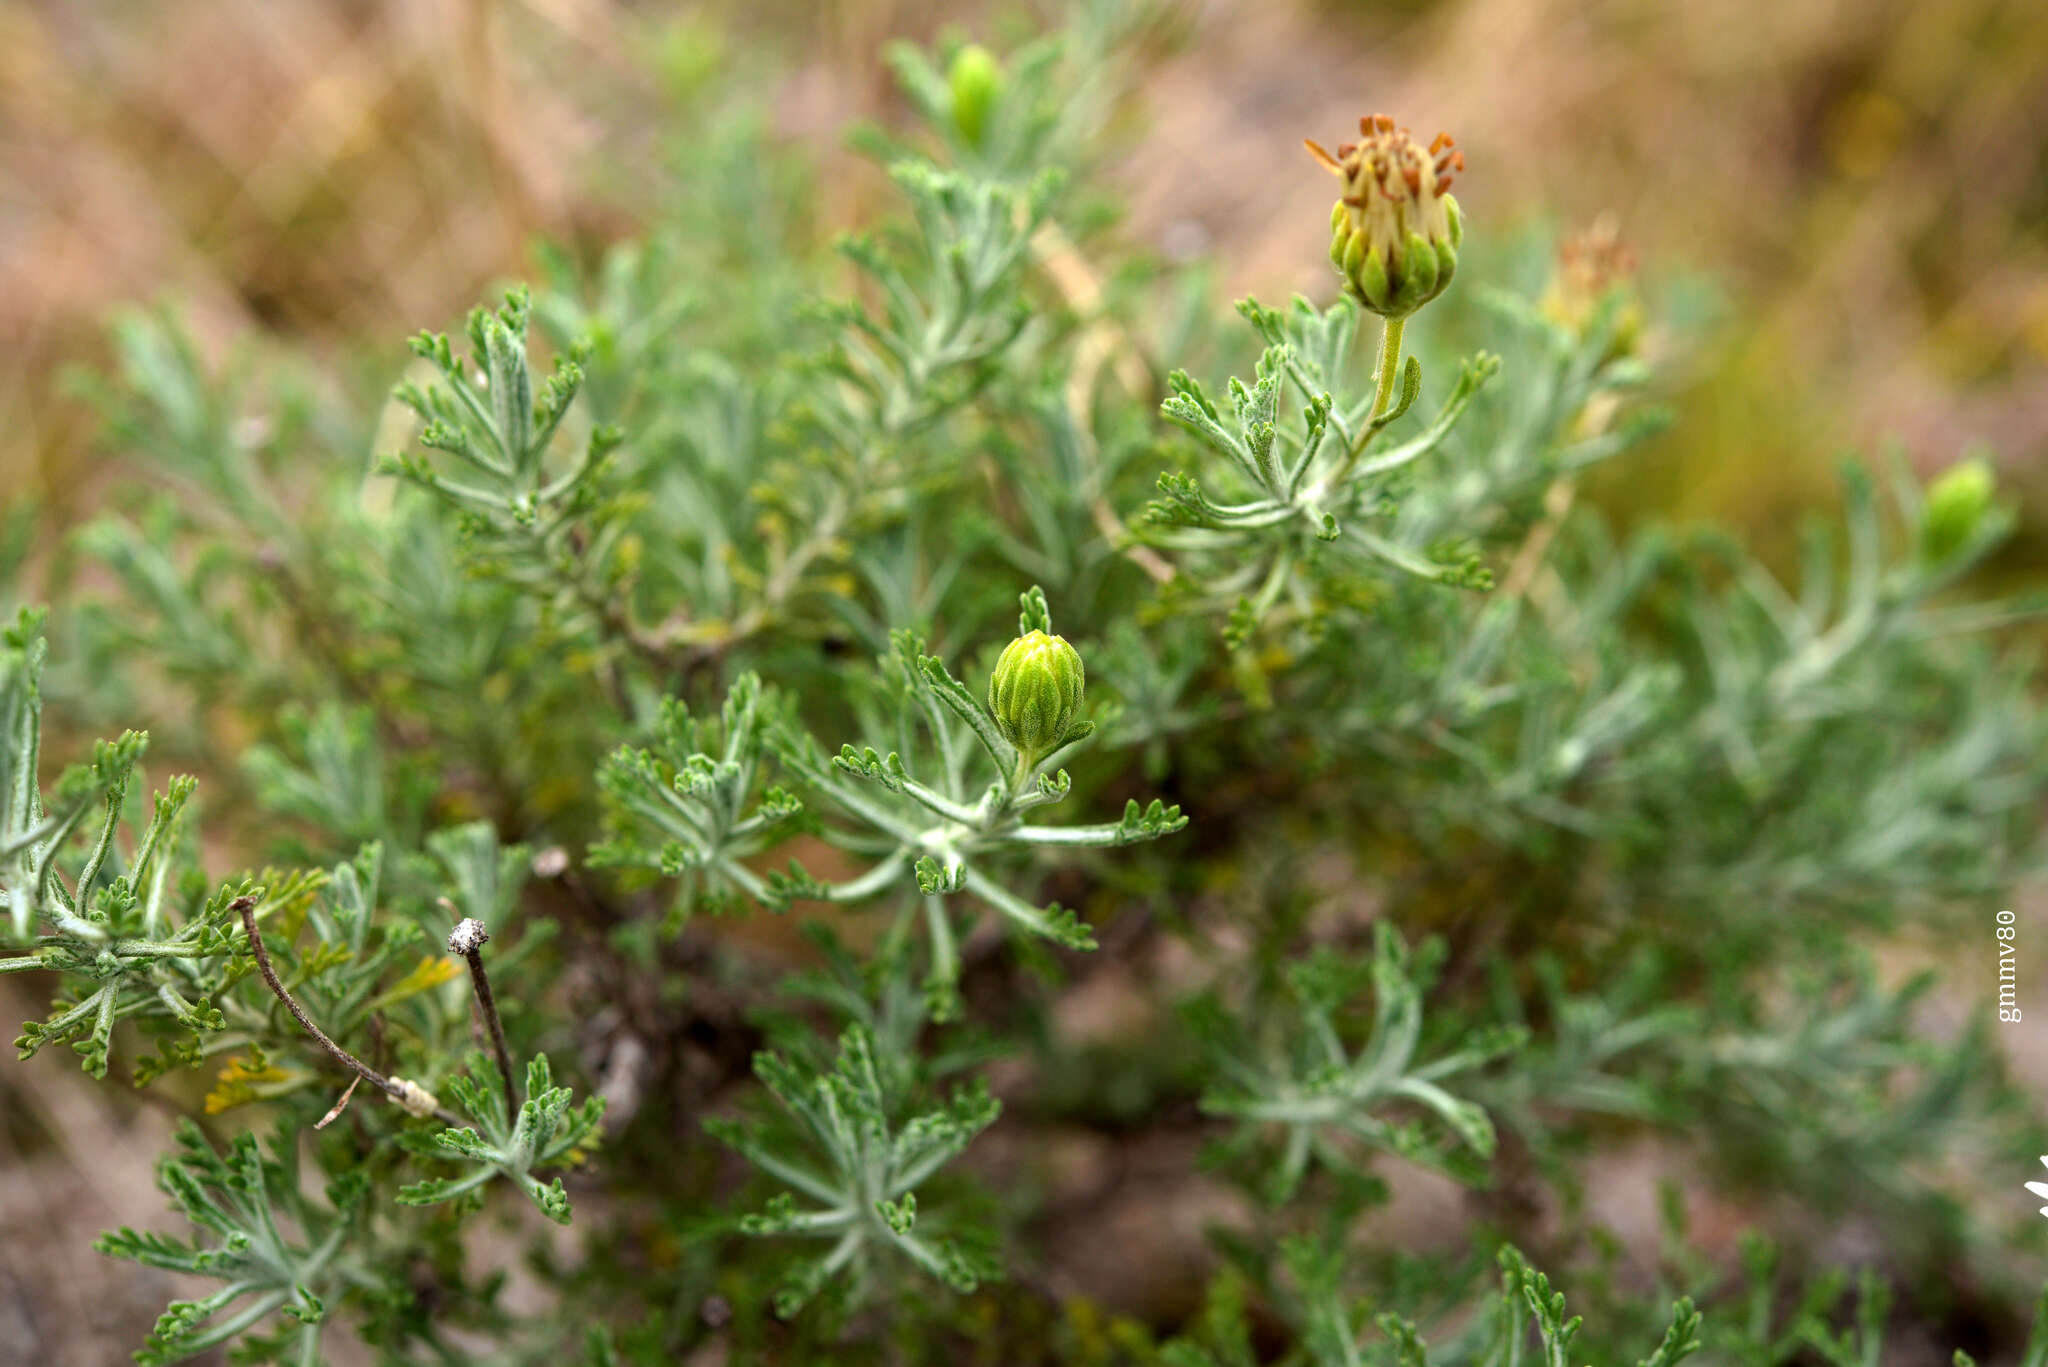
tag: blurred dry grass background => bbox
[4,0,2045,534]
[2,0,2046,1359]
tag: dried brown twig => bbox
[449,916,520,1123]
[234,895,461,1128]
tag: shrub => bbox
[6,11,2045,1365]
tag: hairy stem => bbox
[1369,316,1407,423]
[1008,748,1041,800]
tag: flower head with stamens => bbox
[1308,114,1465,318]
[1541,213,1643,361]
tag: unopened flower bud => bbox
[1308,115,1464,319]
[949,44,1003,150]
[1921,458,1996,563]
[988,630,1084,759]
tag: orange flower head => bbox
[1307,114,1465,318]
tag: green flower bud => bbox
[1307,114,1465,319]
[988,629,1084,758]
[1922,458,1996,563]
[948,44,1003,150]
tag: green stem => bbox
[1009,749,1041,799]
[1369,316,1406,423]
[1328,315,1409,485]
